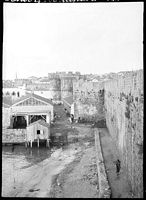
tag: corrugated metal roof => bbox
[28,119,50,128]
[12,93,53,106]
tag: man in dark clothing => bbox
[115,159,121,176]
[71,114,74,123]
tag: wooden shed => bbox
[26,119,50,147]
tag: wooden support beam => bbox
[41,115,46,121]
[46,113,51,124]
[30,140,32,148]
[25,141,27,148]
[26,115,29,126]
[46,139,50,148]
[29,115,35,123]
[37,138,39,148]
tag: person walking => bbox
[71,114,74,123]
[115,159,121,176]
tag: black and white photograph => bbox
[2,1,143,198]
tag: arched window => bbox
[12,91,16,96]
[17,92,20,97]
[6,91,10,95]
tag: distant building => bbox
[3,84,27,100]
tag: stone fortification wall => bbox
[26,78,61,100]
[104,70,143,198]
[73,80,105,122]
[26,77,75,101]
[61,77,74,99]
[49,78,61,100]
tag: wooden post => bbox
[46,139,50,148]
[26,115,29,126]
[46,114,50,124]
[37,149,39,156]
[25,141,27,148]
[30,140,32,148]
[37,138,39,148]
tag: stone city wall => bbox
[61,77,74,99]
[26,77,75,100]
[104,70,143,198]
[73,80,105,122]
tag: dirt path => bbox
[48,105,99,198]
[99,128,133,198]
[2,147,78,197]
[2,105,99,198]
[49,129,99,198]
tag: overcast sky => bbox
[3,2,143,80]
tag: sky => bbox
[3,2,143,80]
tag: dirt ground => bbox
[50,105,134,198]
[49,105,99,198]
[49,128,99,198]
[2,105,99,198]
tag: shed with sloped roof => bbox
[26,120,50,145]
[9,93,54,129]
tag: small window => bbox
[37,130,40,135]
[17,92,20,97]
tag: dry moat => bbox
[2,105,133,198]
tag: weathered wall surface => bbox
[61,77,74,99]
[104,70,143,198]
[2,128,26,143]
[73,80,105,122]
[26,78,61,100]
[26,77,75,101]
[49,78,61,100]
[2,108,11,128]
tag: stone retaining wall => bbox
[94,128,111,198]
[2,128,26,143]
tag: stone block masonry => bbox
[2,128,26,144]
[73,69,143,197]
[104,69,143,198]
[73,80,105,122]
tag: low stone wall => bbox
[94,128,111,198]
[2,128,26,143]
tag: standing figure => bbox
[69,115,72,124]
[71,114,74,123]
[115,159,121,176]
